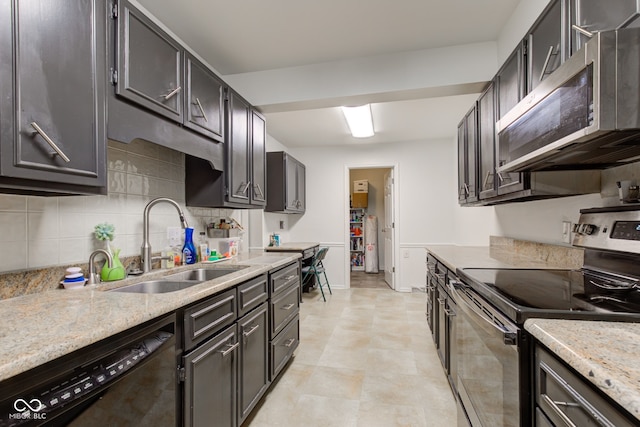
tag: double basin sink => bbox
[108,266,249,294]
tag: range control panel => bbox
[573,207,640,254]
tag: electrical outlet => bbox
[562,221,572,244]
[279,220,284,230]
[167,226,181,246]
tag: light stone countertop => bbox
[525,318,640,422]
[426,242,583,272]
[0,251,300,382]
[264,242,319,252]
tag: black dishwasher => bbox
[0,314,177,427]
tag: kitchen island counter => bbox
[526,318,640,422]
[0,251,300,381]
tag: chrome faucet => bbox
[141,197,189,273]
[87,249,113,285]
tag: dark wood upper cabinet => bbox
[528,0,562,92]
[116,1,183,122]
[477,81,497,200]
[226,90,252,205]
[457,106,478,205]
[251,111,267,206]
[0,0,107,194]
[184,53,225,142]
[266,152,306,213]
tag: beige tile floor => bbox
[245,284,457,427]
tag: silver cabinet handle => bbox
[163,86,182,100]
[254,183,264,198]
[241,181,251,195]
[218,341,239,357]
[482,171,492,189]
[282,303,295,310]
[539,45,556,81]
[572,24,593,38]
[284,275,298,281]
[242,324,260,338]
[194,97,208,122]
[497,171,505,183]
[30,122,71,162]
[284,338,296,348]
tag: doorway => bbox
[345,165,397,290]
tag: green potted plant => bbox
[94,222,126,281]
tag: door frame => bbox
[344,163,399,290]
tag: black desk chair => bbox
[301,247,331,301]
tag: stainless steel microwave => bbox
[497,27,640,173]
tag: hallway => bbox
[245,287,457,427]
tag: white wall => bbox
[264,137,475,292]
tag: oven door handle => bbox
[449,281,518,346]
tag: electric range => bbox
[452,206,640,427]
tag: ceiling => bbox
[137,0,522,148]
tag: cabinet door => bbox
[251,110,267,206]
[0,0,106,187]
[117,0,183,122]
[458,106,478,204]
[183,325,237,427]
[496,44,524,120]
[285,155,299,211]
[295,161,306,212]
[238,303,269,423]
[528,0,562,92]
[496,46,526,195]
[457,121,467,203]
[477,81,497,200]
[571,0,640,54]
[184,53,225,141]
[226,90,251,204]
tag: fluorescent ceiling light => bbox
[341,105,374,138]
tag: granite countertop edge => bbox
[525,318,640,422]
[0,251,301,382]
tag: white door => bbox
[383,170,395,288]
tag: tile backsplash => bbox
[0,139,236,273]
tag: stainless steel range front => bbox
[454,206,640,427]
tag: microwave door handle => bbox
[449,281,518,346]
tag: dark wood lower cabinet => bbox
[238,302,269,423]
[183,325,238,427]
[181,266,299,427]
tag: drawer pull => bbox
[243,324,260,338]
[283,338,296,348]
[219,342,239,357]
[284,275,298,281]
[282,303,296,311]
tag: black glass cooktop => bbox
[458,268,640,324]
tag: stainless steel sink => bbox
[164,267,246,282]
[107,266,250,294]
[108,280,202,294]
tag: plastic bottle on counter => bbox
[198,231,209,262]
[182,227,197,265]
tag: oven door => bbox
[449,281,521,427]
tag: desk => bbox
[265,242,319,292]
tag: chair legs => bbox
[303,265,332,302]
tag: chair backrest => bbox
[314,247,329,265]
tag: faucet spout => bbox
[141,197,189,273]
[88,249,113,285]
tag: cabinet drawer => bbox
[270,283,300,337]
[184,288,236,350]
[536,345,635,427]
[269,262,300,296]
[270,314,299,380]
[238,274,268,318]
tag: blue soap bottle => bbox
[182,227,197,265]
